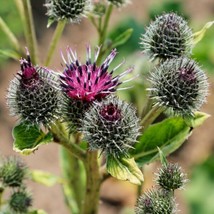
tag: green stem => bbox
[22,0,39,64]
[0,186,4,208]
[50,123,86,161]
[0,17,23,53]
[141,105,165,131]
[88,16,99,32]
[60,147,85,214]
[81,151,101,214]
[44,20,66,66]
[97,4,113,65]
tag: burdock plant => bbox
[1,0,212,213]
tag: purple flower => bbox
[60,46,133,102]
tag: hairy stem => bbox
[97,4,113,65]
[60,147,85,214]
[50,123,86,161]
[22,0,39,64]
[81,151,101,214]
[141,105,165,131]
[0,17,23,54]
[44,20,66,66]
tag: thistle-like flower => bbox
[136,189,176,214]
[0,157,26,188]
[107,0,130,7]
[45,0,91,24]
[148,57,208,117]
[156,163,187,191]
[60,46,133,131]
[141,12,193,60]
[9,189,32,213]
[7,52,61,126]
[81,96,140,157]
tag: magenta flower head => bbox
[60,46,133,132]
[7,51,61,126]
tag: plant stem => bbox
[0,186,4,208]
[97,4,113,65]
[22,0,39,64]
[0,17,23,54]
[81,151,101,214]
[44,20,66,66]
[141,105,165,131]
[60,147,85,214]
[50,123,86,161]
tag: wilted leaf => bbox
[107,155,143,185]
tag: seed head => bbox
[148,57,208,117]
[141,12,193,60]
[81,96,140,157]
[9,189,32,213]
[156,163,187,191]
[136,189,176,214]
[0,157,26,188]
[7,52,62,126]
[60,46,133,131]
[45,0,91,24]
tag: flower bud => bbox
[92,1,106,17]
[141,13,193,60]
[148,57,208,117]
[136,189,176,214]
[9,189,32,213]
[7,53,62,126]
[0,157,26,188]
[81,96,140,157]
[60,46,133,132]
[156,163,187,191]
[108,0,130,7]
[45,0,91,24]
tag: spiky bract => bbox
[7,54,62,126]
[9,189,32,213]
[156,163,187,191]
[60,46,133,131]
[0,157,26,188]
[148,57,208,117]
[45,0,91,23]
[141,13,193,60]
[136,189,176,214]
[81,96,140,157]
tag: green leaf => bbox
[193,21,214,45]
[107,155,144,185]
[133,112,209,166]
[29,170,64,187]
[111,28,133,48]
[12,122,53,155]
[158,147,168,167]
[0,49,20,60]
